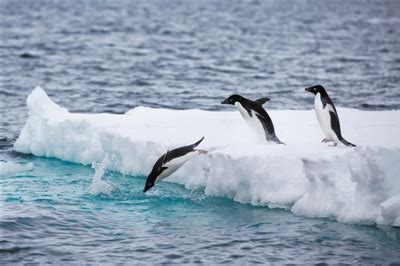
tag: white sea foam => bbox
[0,161,33,176]
[14,87,400,226]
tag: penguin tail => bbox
[277,140,286,145]
[273,135,285,145]
[341,138,356,147]
[192,137,205,148]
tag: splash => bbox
[89,154,116,196]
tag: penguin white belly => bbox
[314,93,339,141]
[155,150,199,182]
[234,102,265,140]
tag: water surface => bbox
[2,155,400,264]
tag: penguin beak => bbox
[143,182,153,193]
[221,98,229,104]
[305,87,313,93]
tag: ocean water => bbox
[2,155,400,264]
[1,0,400,264]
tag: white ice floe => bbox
[0,161,33,176]
[377,195,400,227]
[14,87,400,226]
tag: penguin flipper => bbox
[161,150,170,166]
[254,97,271,106]
[327,109,355,147]
[329,110,342,139]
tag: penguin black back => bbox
[305,85,356,147]
[144,137,205,192]
[162,137,204,165]
[222,94,284,144]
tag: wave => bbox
[14,87,400,227]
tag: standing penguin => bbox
[305,85,356,147]
[221,94,284,144]
[143,137,207,192]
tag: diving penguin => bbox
[305,85,356,147]
[143,137,207,192]
[221,94,284,144]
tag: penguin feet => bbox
[197,149,208,155]
[322,138,337,147]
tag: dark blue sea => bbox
[1,0,400,264]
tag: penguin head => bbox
[305,85,326,95]
[143,179,155,193]
[221,94,243,105]
[144,171,158,193]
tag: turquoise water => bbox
[1,154,400,264]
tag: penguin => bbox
[221,94,284,144]
[305,85,356,147]
[143,137,207,192]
